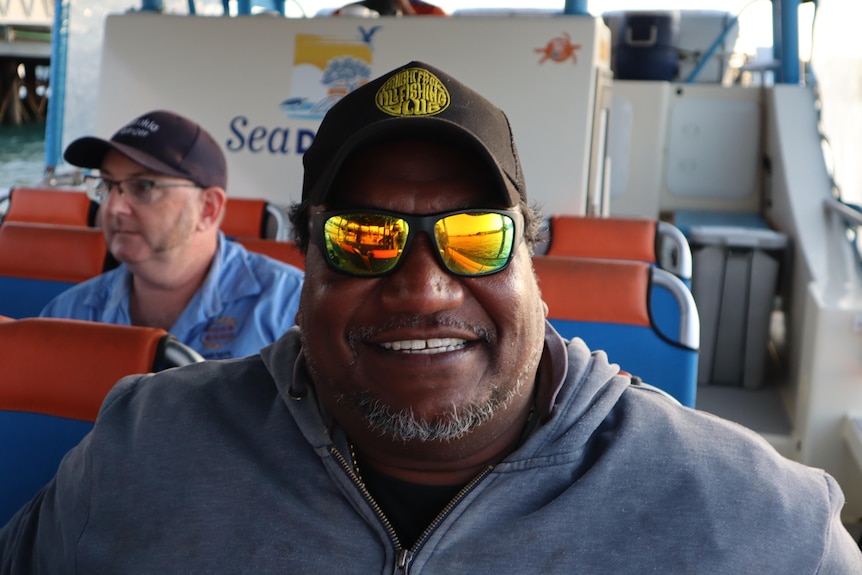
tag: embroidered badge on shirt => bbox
[201,316,239,350]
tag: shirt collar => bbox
[191,232,265,319]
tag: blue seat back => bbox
[0,277,78,318]
[533,255,700,407]
[0,413,94,522]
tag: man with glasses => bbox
[3,62,861,572]
[39,110,304,359]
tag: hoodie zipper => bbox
[331,446,494,575]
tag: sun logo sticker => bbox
[375,67,450,117]
[535,32,581,64]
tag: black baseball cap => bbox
[64,110,227,190]
[302,61,526,207]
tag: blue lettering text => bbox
[225,116,317,156]
[226,116,249,151]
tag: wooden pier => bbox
[0,25,50,125]
[1,0,53,126]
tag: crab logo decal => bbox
[535,32,580,64]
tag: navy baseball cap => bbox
[302,61,526,207]
[64,110,227,190]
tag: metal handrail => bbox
[824,197,862,227]
[651,267,700,350]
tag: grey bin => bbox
[688,225,788,389]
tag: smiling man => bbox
[2,62,860,573]
[298,137,545,497]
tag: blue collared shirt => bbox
[40,233,304,360]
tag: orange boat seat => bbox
[223,197,290,241]
[233,237,305,270]
[0,222,109,318]
[0,187,98,227]
[0,317,203,524]
[544,215,692,283]
[533,255,699,407]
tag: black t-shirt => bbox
[358,459,464,549]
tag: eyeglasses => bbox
[311,208,523,277]
[84,175,200,205]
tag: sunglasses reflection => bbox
[324,215,403,273]
[323,212,516,276]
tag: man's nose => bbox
[380,233,465,314]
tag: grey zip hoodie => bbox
[2,324,860,574]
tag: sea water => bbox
[0,122,46,188]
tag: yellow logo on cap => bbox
[375,67,450,117]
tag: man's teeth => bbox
[380,338,466,354]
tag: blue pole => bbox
[237,0,252,15]
[777,0,801,84]
[772,0,782,81]
[44,0,70,176]
[562,0,589,16]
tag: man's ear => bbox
[199,186,227,230]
